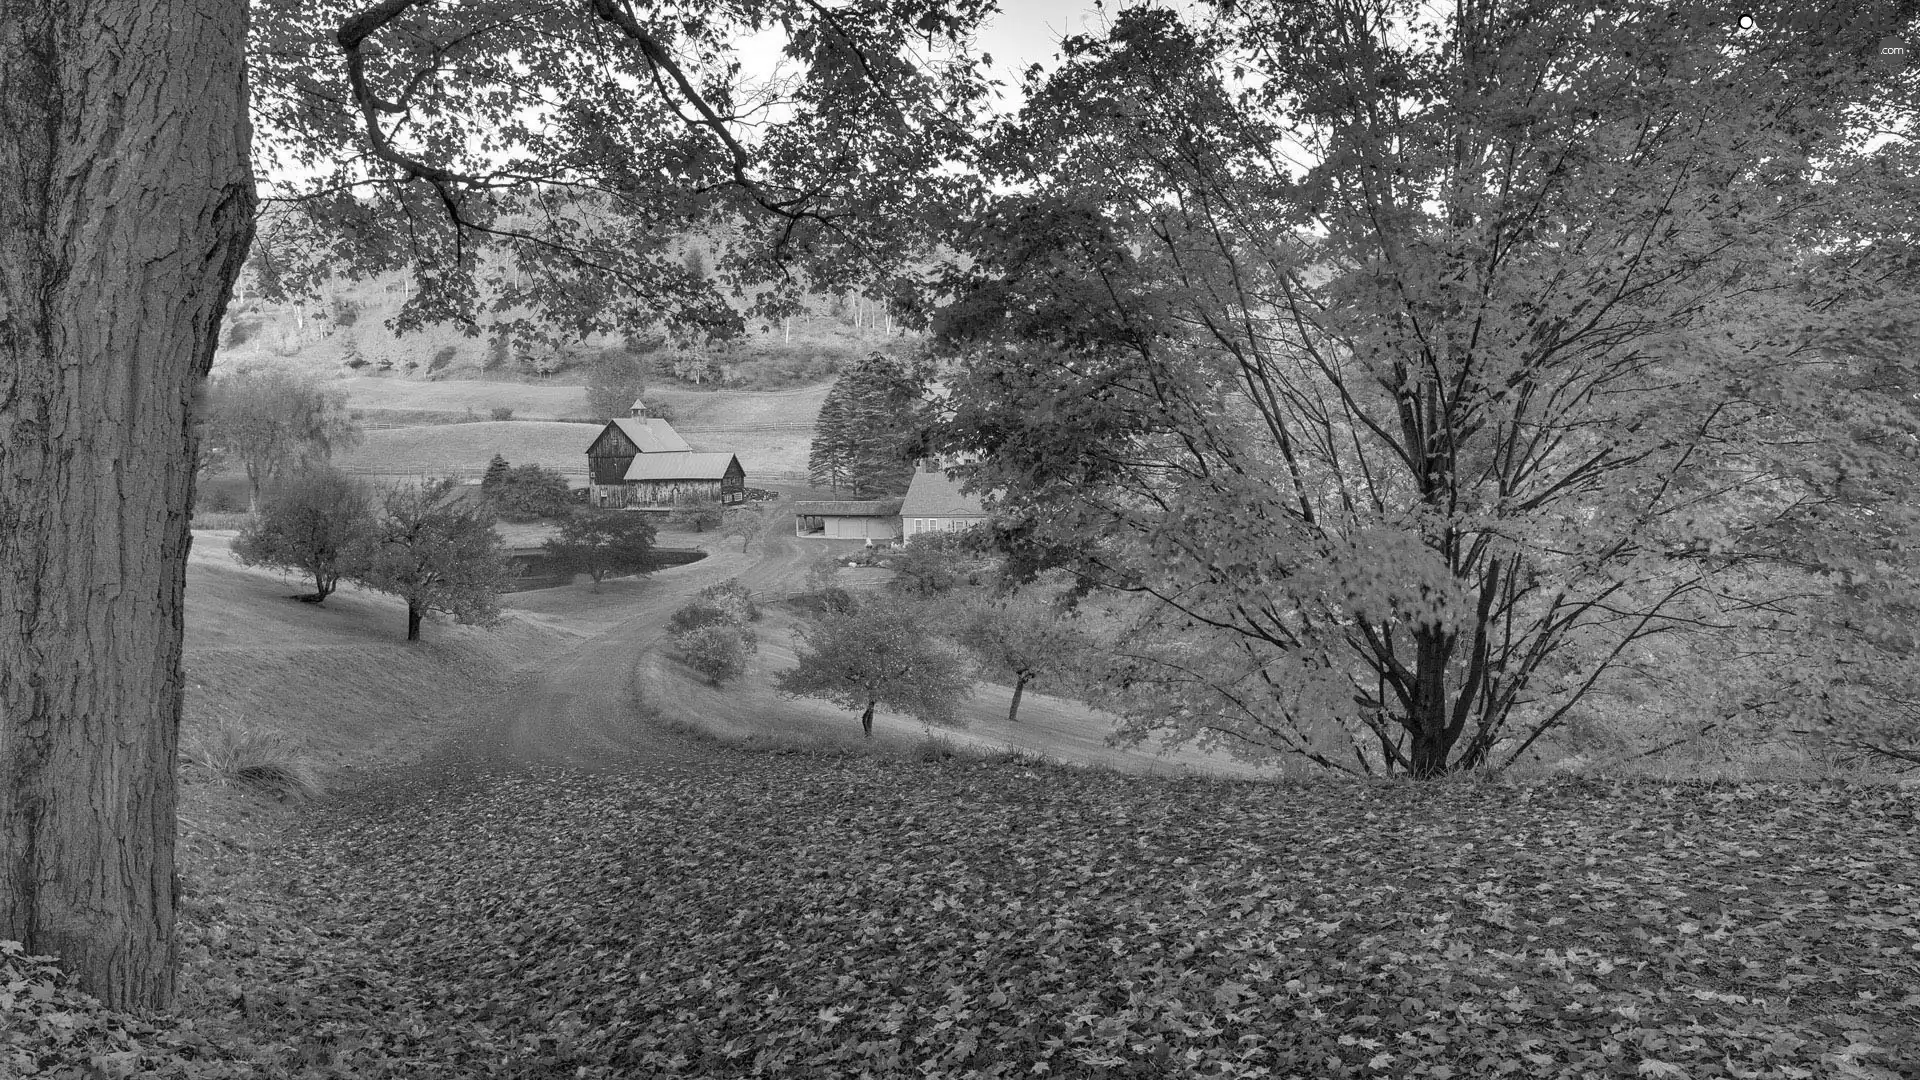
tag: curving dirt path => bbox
[337,507,873,807]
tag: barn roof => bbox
[791,499,904,517]
[608,417,692,454]
[898,461,988,518]
[622,451,742,481]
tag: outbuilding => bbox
[793,499,903,541]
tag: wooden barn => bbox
[793,499,903,541]
[585,408,747,509]
[586,414,693,485]
[599,451,747,509]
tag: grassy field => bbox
[330,420,604,481]
[324,385,826,482]
[646,602,1284,780]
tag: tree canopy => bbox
[202,366,362,511]
[231,465,377,603]
[775,595,972,737]
[930,1,1920,776]
[352,480,510,641]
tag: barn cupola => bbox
[629,397,647,418]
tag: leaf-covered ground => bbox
[8,758,1917,1078]
[168,759,1915,1079]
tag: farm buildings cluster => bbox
[583,402,983,541]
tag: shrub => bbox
[178,716,321,801]
[677,623,754,686]
[486,463,571,519]
[697,577,760,622]
[490,406,515,421]
[428,345,457,374]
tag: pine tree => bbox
[808,352,921,498]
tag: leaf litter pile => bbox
[206,758,1910,1080]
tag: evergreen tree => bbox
[808,352,922,497]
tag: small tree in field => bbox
[719,505,765,552]
[231,465,375,603]
[543,512,657,589]
[775,596,972,737]
[955,587,1095,724]
[352,480,510,641]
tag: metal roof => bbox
[608,417,692,454]
[791,499,904,517]
[621,451,742,481]
[898,461,988,518]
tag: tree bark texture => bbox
[407,603,423,641]
[1007,672,1029,724]
[0,0,254,1011]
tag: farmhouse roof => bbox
[899,461,988,519]
[609,416,692,454]
[791,499,904,517]
[622,451,742,482]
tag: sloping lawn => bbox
[25,761,1901,1079]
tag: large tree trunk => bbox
[407,602,424,641]
[0,0,254,1012]
[860,700,875,737]
[1007,672,1031,724]
[1406,629,1459,779]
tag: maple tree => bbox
[351,480,509,641]
[541,511,658,589]
[952,583,1096,722]
[931,0,1920,777]
[2,0,991,1008]
[231,465,378,603]
[775,595,972,736]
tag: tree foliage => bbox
[247,0,996,342]
[954,584,1096,723]
[231,465,376,603]
[932,1,1920,777]
[484,462,573,520]
[808,352,925,496]
[584,347,651,423]
[541,511,657,588]
[352,480,509,641]
[677,624,755,686]
[5,0,995,1014]
[670,579,760,685]
[775,595,971,736]
[203,366,362,511]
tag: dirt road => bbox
[371,507,879,788]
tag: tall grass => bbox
[179,714,322,801]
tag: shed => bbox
[793,499,903,541]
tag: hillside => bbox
[9,518,1913,1078]
[326,384,830,483]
